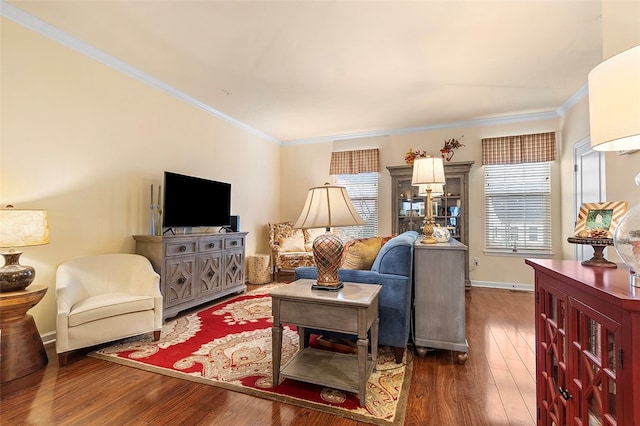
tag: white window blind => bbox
[484,162,552,254]
[334,172,378,240]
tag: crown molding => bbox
[556,83,589,116]
[0,1,281,145]
[281,110,561,146]
[2,0,589,148]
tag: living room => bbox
[1,0,639,424]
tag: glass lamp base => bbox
[613,203,640,287]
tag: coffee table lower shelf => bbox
[281,347,374,394]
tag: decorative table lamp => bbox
[0,206,50,292]
[294,183,365,290]
[411,157,446,244]
[589,44,640,286]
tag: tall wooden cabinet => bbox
[526,259,640,425]
[387,161,473,285]
[133,232,247,321]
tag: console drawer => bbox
[224,236,244,249]
[165,241,197,257]
[199,238,223,253]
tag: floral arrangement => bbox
[441,136,465,161]
[404,148,428,165]
[442,136,465,151]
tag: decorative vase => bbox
[440,149,454,162]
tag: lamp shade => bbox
[411,157,446,185]
[294,184,365,229]
[589,44,640,151]
[0,209,50,248]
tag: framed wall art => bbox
[574,201,628,238]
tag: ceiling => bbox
[5,1,604,143]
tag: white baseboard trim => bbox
[41,331,56,346]
[471,280,534,292]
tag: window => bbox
[484,162,552,254]
[334,172,378,240]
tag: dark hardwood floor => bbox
[0,286,535,425]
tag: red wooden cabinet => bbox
[526,259,640,426]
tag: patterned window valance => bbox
[482,132,556,165]
[329,148,380,175]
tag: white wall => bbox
[1,19,281,336]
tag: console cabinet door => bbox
[164,256,196,308]
[537,284,569,425]
[569,297,622,426]
[224,249,244,288]
[198,252,223,296]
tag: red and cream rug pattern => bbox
[90,283,412,425]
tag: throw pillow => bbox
[279,232,306,252]
[341,237,383,270]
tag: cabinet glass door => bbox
[538,287,568,425]
[571,303,620,426]
[433,174,463,240]
[396,179,425,233]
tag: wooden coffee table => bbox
[271,279,380,407]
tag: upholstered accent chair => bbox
[268,222,318,280]
[55,253,163,365]
[295,231,418,363]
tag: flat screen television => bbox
[162,171,231,229]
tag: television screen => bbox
[162,171,231,229]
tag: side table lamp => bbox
[294,183,365,290]
[588,44,640,286]
[411,156,446,244]
[0,206,50,292]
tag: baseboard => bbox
[470,280,534,292]
[41,331,56,346]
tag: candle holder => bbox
[156,204,162,236]
[149,203,156,236]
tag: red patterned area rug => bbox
[89,283,412,425]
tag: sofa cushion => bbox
[68,292,155,327]
[342,237,383,270]
[276,252,315,270]
[371,231,418,275]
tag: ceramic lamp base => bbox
[0,251,35,292]
[312,231,344,287]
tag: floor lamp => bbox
[294,183,365,290]
[412,157,446,244]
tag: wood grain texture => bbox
[0,285,48,382]
[0,286,535,425]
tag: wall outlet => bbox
[473,257,480,266]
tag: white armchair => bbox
[55,253,162,365]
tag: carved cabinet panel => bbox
[134,232,247,321]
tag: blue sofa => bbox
[294,230,418,363]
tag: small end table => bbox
[271,279,380,407]
[0,285,48,382]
